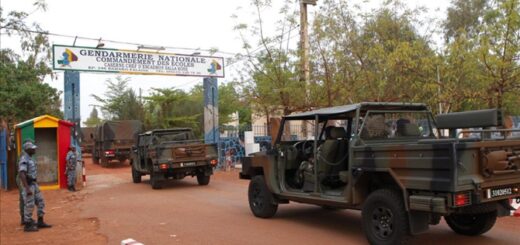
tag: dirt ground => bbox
[1,157,519,245]
[0,160,107,244]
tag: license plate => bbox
[487,187,513,198]
[180,162,196,167]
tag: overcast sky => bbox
[1,0,450,124]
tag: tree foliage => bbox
[91,76,145,122]
[83,107,102,127]
[234,0,520,118]
[0,2,62,123]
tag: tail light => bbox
[210,159,218,166]
[454,192,471,207]
[104,150,115,156]
[159,164,168,170]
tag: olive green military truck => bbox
[240,102,520,245]
[131,128,218,189]
[92,120,143,167]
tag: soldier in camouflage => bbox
[18,141,52,232]
[65,146,77,192]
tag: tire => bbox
[197,174,210,185]
[248,175,278,218]
[100,157,108,167]
[362,189,410,245]
[445,211,497,236]
[131,164,141,183]
[150,174,162,189]
[93,155,99,164]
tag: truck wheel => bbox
[445,211,497,236]
[100,157,108,168]
[150,174,162,189]
[197,174,210,185]
[248,175,278,218]
[362,189,409,245]
[132,165,141,183]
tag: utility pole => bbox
[300,0,316,107]
[300,0,317,139]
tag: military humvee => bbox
[131,128,218,189]
[240,102,520,245]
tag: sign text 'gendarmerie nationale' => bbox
[52,45,224,78]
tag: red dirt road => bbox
[1,158,519,244]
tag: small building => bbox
[15,115,74,190]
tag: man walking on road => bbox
[66,146,77,192]
[18,140,52,232]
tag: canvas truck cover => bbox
[81,127,95,144]
[99,120,143,141]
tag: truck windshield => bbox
[279,120,321,142]
[359,111,437,140]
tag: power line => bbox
[1,27,238,56]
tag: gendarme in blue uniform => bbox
[18,148,45,224]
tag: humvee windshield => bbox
[359,111,437,140]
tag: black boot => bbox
[24,220,38,232]
[37,217,52,228]
[71,185,76,192]
[21,216,25,226]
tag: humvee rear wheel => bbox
[131,164,141,183]
[248,175,278,218]
[196,174,210,185]
[150,174,162,189]
[362,189,409,245]
[445,211,497,236]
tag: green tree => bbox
[0,2,62,123]
[234,0,305,121]
[441,0,520,114]
[310,0,439,107]
[477,0,520,113]
[444,0,489,42]
[91,76,144,121]
[83,107,102,127]
[145,87,199,131]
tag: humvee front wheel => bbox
[248,175,278,218]
[131,164,141,183]
[362,189,409,245]
[197,173,210,185]
[445,211,497,236]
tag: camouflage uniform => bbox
[18,151,46,224]
[65,149,77,191]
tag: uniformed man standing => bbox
[65,146,77,192]
[18,141,52,232]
